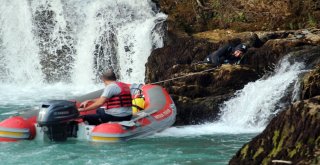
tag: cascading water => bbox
[0,0,43,84]
[0,0,166,105]
[0,0,165,84]
[69,0,167,84]
[30,0,76,82]
[218,57,304,128]
[155,57,305,137]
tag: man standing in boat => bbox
[79,69,133,125]
[204,43,248,66]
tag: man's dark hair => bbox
[101,69,117,81]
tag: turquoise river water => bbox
[0,84,256,165]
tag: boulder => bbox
[229,96,320,165]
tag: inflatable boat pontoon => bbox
[0,84,176,142]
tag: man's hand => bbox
[80,100,92,108]
[78,108,86,112]
[79,97,107,112]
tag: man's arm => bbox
[79,97,107,112]
[215,44,232,58]
[79,84,121,112]
[209,44,231,65]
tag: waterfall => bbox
[155,57,305,137]
[0,0,43,84]
[30,0,75,82]
[71,0,167,84]
[0,0,166,85]
[218,57,304,129]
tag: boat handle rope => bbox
[150,67,217,85]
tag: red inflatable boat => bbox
[0,84,176,142]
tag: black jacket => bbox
[205,44,244,66]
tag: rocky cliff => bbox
[147,0,320,163]
[146,29,320,125]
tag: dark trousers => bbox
[83,108,132,125]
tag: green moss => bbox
[253,147,264,159]
[288,142,302,158]
[308,138,315,145]
[270,137,284,157]
[289,149,297,158]
[262,157,271,165]
[291,125,295,131]
[296,142,302,149]
[270,124,290,157]
[273,130,280,146]
[241,144,249,159]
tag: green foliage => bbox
[228,12,248,23]
[236,12,247,22]
[211,0,221,8]
[289,22,295,30]
[308,13,317,27]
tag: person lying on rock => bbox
[79,69,133,125]
[204,43,248,66]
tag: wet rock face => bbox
[229,96,320,165]
[145,33,259,125]
[145,35,215,83]
[152,0,319,33]
[33,7,76,83]
[302,65,320,100]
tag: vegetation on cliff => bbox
[152,0,320,33]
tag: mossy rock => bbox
[229,96,320,164]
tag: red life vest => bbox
[102,82,133,109]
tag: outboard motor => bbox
[37,100,79,141]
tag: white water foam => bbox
[155,58,305,137]
[0,0,43,83]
